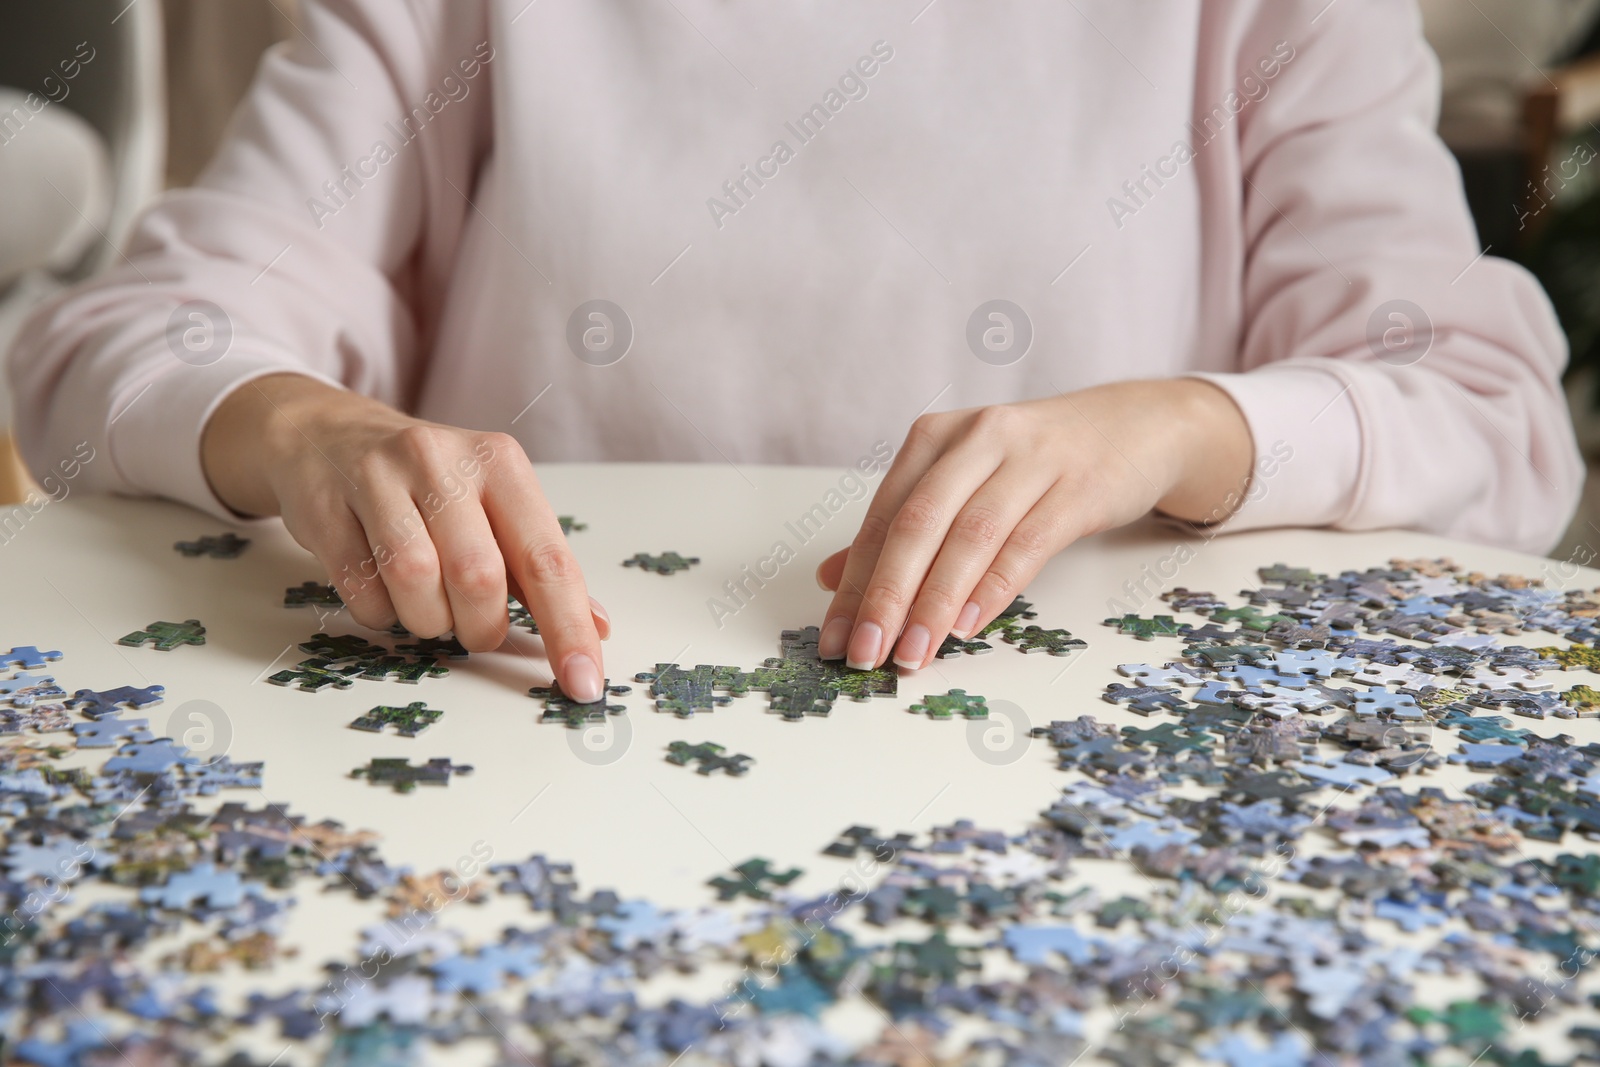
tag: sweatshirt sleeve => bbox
[1186,0,1584,555]
[4,0,492,520]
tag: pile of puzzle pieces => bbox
[8,556,1600,1064]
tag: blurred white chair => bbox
[0,0,165,501]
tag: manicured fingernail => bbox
[564,653,603,703]
[893,624,931,669]
[819,616,851,660]
[846,621,883,671]
[951,601,981,639]
[589,596,610,625]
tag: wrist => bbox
[1151,378,1254,523]
[201,373,349,517]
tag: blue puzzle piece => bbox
[0,672,64,707]
[1291,761,1394,788]
[1373,896,1445,932]
[13,1020,112,1067]
[1,646,62,670]
[73,715,153,748]
[1192,680,1240,706]
[1449,742,1525,767]
[430,942,543,993]
[1003,924,1096,965]
[1351,689,1422,718]
[69,685,166,719]
[595,899,676,950]
[140,862,262,910]
[105,739,201,777]
[1220,664,1311,691]
[1201,1031,1311,1067]
[1109,820,1199,852]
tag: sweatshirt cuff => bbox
[1178,364,1363,534]
[109,352,346,522]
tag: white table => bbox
[4,463,1598,1064]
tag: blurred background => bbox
[4,0,1600,558]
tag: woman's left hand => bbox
[813,379,1254,670]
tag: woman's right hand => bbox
[201,373,608,701]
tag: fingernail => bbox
[846,620,883,671]
[588,596,610,626]
[564,653,603,703]
[893,624,931,669]
[818,616,851,660]
[951,601,981,639]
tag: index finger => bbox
[479,437,605,703]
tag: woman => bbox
[7,0,1582,704]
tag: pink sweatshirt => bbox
[7,0,1584,553]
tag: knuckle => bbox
[443,554,503,599]
[892,494,944,536]
[971,405,1020,437]
[913,580,966,616]
[381,545,438,587]
[903,416,942,457]
[394,424,455,469]
[853,513,892,553]
[950,505,1005,550]
[1005,521,1054,562]
[862,581,911,616]
[475,432,524,471]
[521,541,579,586]
[980,562,1026,600]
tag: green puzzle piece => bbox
[622,551,700,575]
[268,661,355,692]
[910,689,988,720]
[349,702,442,737]
[1561,684,1600,711]
[708,857,802,900]
[665,740,752,776]
[351,757,473,793]
[1120,721,1212,754]
[118,619,206,651]
[1103,614,1188,640]
[1001,625,1086,656]
[529,679,630,727]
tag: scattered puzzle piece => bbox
[665,741,752,776]
[349,702,443,737]
[623,551,700,575]
[118,619,206,651]
[910,689,988,720]
[283,581,342,608]
[174,533,250,558]
[708,858,802,901]
[529,679,631,727]
[1,646,62,670]
[351,757,474,793]
[1103,614,1189,640]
